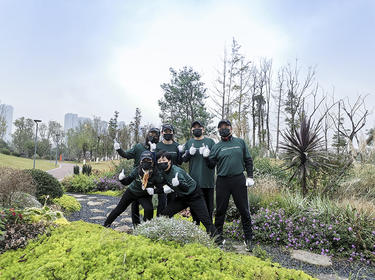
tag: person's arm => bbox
[117,145,136,159]
[119,168,137,185]
[181,150,192,162]
[172,172,190,192]
[242,141,253,178]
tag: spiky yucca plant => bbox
[280,116,330,196]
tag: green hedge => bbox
[26,169,63,203]
[0,221,314,280]
[53,194,81,214]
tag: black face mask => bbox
[157,162,169,171]
[147,136,154,142]
[192,128,203,137]
[219,128,231,137]
[163,133,173,141]
[141,161,152,170]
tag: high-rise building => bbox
[0,104,13,142]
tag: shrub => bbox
[52,195,81,214]
[253,157,289,183]
[0,148,10,155]
[0,221,314,279]
[62,174,96,193]
[26,169,63,204]
[8,192,42,209]
[73,165,80,175]
[93,175,123,191]
[82,164,92,176]
[224,204,375,263]
[0,167,36,208]
[134,216,214,247]
[0,221,51,253]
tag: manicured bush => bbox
[52,195,81,214]
[73,165,80,175]
[26,169,63,203]
[8,192,42,209]
[0,167,36,208]
[134,216,214,247]
[82,164,92,176]
[0,221,314,279]
[62,174,96,193]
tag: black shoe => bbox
[214,236,226,248]
[244,239,253,252]
[103,223,111,228]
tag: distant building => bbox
[64,113,93,133]
[0,104,13,142]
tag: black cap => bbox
[217,119,231,128]
[148,127,160,136]
[140,151,154,162]
[191,120,204,128]
[162,124,174,133]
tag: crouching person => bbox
[103,151,162,228]
[156,151,216,237]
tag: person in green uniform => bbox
[103,151,164,227]
[203,119,255,251]
[114,127,161,226]
[155,124,183,205]
[157,151,216,236]
[181,120,215,224]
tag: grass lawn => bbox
[0,153,56,171]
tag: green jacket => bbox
[161,165,196,196]
[155,141,182,165]
[206,136,253,177]
[120,167,164,197]
[117,143,148,167]
[182,137,215,188]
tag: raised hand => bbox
[146,188,154,195]
[202,144,210,158]
[163,185,174,194]
[172,172,179,187]
[178,144,185,153]
[199,143,205,155]
[148,141,156,152]
[118,169,125,180]
[189,143,197,155]
[114,140,121,151]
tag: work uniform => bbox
[206,136,253,241]
[160,165,216,235]
[116,143,161,224]
[155,141,183,204]
[104,166,163,227]
[182,137,215,224]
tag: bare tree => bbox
[0,102,7,140]
[274,68,285,155]
[211,48,228,120]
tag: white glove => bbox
[163,185,174,194]
[118,169,125,180]
[199,144,205,154]
[114,140,121,151]
[172,172,180,187]
[178,144,185,153]
[202,144,210,158]
[148,141,156,152]
[189,144,197,155]
[246,178,255,187]
[146,188,154,195]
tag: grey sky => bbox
[0,0,374,129]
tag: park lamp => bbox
[33,119,42,169]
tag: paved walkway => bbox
[47,162,75,181]
[66,193,133,232]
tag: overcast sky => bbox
[0,0,374,129]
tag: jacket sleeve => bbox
[242,141,253,178]
[117,145,137,159]
[182,150,192,163]
[205,145,217,169]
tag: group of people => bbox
[103,119,255,251]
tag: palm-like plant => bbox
[280,116,331,196]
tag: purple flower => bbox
[348,227,353,231]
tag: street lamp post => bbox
[55,133,60,167]
[33,119,42,169]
